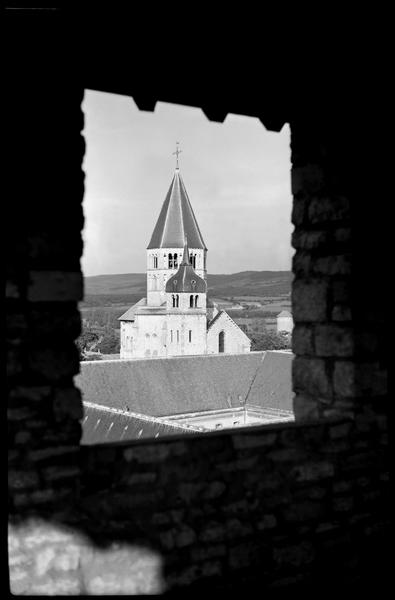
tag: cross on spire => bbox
[173,142,182,169]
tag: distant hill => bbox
[83,271,292,303]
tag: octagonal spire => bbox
[147,170,207,250]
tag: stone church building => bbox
[118,165,251,358]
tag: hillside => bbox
[83,271,292,306]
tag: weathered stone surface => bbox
[315,324,354,357]
[256,514,277,530]
[80,545,165,594]
[292,229,330,250]
[8,470,40,490]
[291,164,326,197]
[27,270,83,302]
[232,432,277,450]
[175,526,197,548]
[293,394,320,420]
[293,357,332,397]
[273,541,315,567]
[123,444,170,463]
[291,461,334,482]
[332,305,352,321]
[292,325,314,355]
[53,387,83,421]
[308,196,351,224]
[292,280,328,321]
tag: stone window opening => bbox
[194,295,198,308]
[168,253,173,268]
[189,330,192,343]
[174,253,178,268]
[189,295,194,308]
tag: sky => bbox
[81,90,293,276]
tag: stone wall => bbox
[290,118,387,426]
[9,418,389,593]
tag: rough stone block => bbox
[308,196,351,224]
[332,305,352,321]
[332,280,352,304]
[175,526,196,548]
[232,432,277,450]
[291,198,308,226]
[291,461,334,482]
[293,394,320,421]
[315,324,354,357]
[27,345,80,382]
[81,545,164,594]
[334,361,387,397]
[333,496,354,512]
[291,164,326,197]
[273,541,315,567]
[190,544,226,562]
[314,254,351,276]
[292,325,314,355]
[27,270,83,302]
[53,387,83,421]
[293,357,332,397]
[292,279,328,322]
[329,422,352,439]
[8,469,40,490]
[124,444,170,463]
[6,280,21,299]
[292,229,329,250]
[256,514,277,530]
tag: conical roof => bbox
[147,169,207,250]
[166,239,207,294]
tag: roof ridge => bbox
[83,401,202,432]
[243,351,267,406]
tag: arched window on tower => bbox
[194,295,198,308]
[219,330,225,353]
[176,295,179,307]
[172,294,176,307]
[168,253,173,269]
[153,255,158,269]
[190,295,194,308]
[174,253,178,268]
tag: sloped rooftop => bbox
[75,351,293,417]
[81,402,200,445]
[147,169,207,250]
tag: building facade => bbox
[119,166,251,358]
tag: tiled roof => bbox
[247,351,294,411]
[81,402,200,445]
[75,351,294,417]
[118,297,146,321]
[147,170,207,250]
